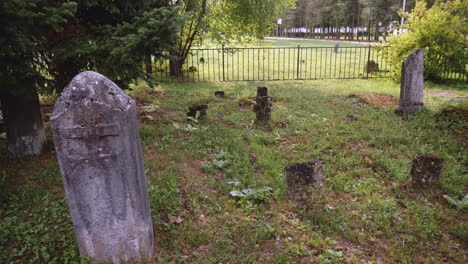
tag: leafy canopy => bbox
[380,0,467,81]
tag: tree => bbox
[0,0,77,157]
[169,0,295,76]
[380,0,467,81]
[0,0,183,157]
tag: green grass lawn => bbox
[1,79,467,263]
[259,38,370,48]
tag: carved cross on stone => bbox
[61,123,121,161]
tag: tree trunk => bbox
[169,59,183,77]
[374,24,380,41]
[169,50,184,77]
[0,88,46,157]
[145,54,153,75]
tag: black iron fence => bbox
[153,46,467,83]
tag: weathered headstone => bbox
[215,91,225,98]
[364,60,379,73]
[50,71,153,264]
[257,86,268,97]
[187,104,208,119]
[333,43,340,54]
[253,96,272,124]
[285,161,323,203]
[253,87,271,125]
[411,153,443,185]
[396,49,425,115]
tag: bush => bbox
[380,0,467,82]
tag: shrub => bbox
[380,0,467,82]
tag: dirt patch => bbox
[437,106,468,122]
[138,109,180,122]
[133,90,166,105]
[351,93,399,108]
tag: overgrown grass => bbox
[1,79,467,263]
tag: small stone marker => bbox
[285,161,323,203]
[50,71,153,263]
[411,153,443,184]
[257,86,268,97]
[364,60,379,73]
[396,49,425,115]
[215,91,225,98]
[253,87,272,125]
[187,104,208,119]
[333,43,340,53]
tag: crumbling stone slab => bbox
[187,104,208,119]
[50,71,153,263]
[396,49,426,115]
[285,161,323,203]
[411,153,443,184]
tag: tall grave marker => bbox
[51,71,153,263]
[396,49,426,115]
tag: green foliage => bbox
[380,0,468,81]
[0,0,77,96]
[0,192,86,263]
[0,0,183,97]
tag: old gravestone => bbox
[214,91,225,98]
[364,60,379,73]
[50,71,153,263]
[333,43,340,54]
[285,161,323,204]
[396,49,425,115]
[253,87,272,125]
[411,153,443,185]
[187,104,208,119]
[257,86,268,97]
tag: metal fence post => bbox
[222,44,225,81]
[296,45,301,80]
[366,44,371,79]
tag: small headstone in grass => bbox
[187,104,208,120]
[253,96,272,125]
[50,71,153,264]
[257,86,268,97]
[364,60,379,73]
[396,49,425,115]
[254,86,272,125]
[285,161,323,204]
[411,153,443,185]
[344,114,358,121]
[215,91,225,98]
[333,43,340,53]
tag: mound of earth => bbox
[351,93,399,108]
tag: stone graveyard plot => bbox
[51,71,153,264]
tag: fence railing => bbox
[153,46,467,83]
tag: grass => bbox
[259,38,371,48]
[1,79,467,263]
[154,39,388,82]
